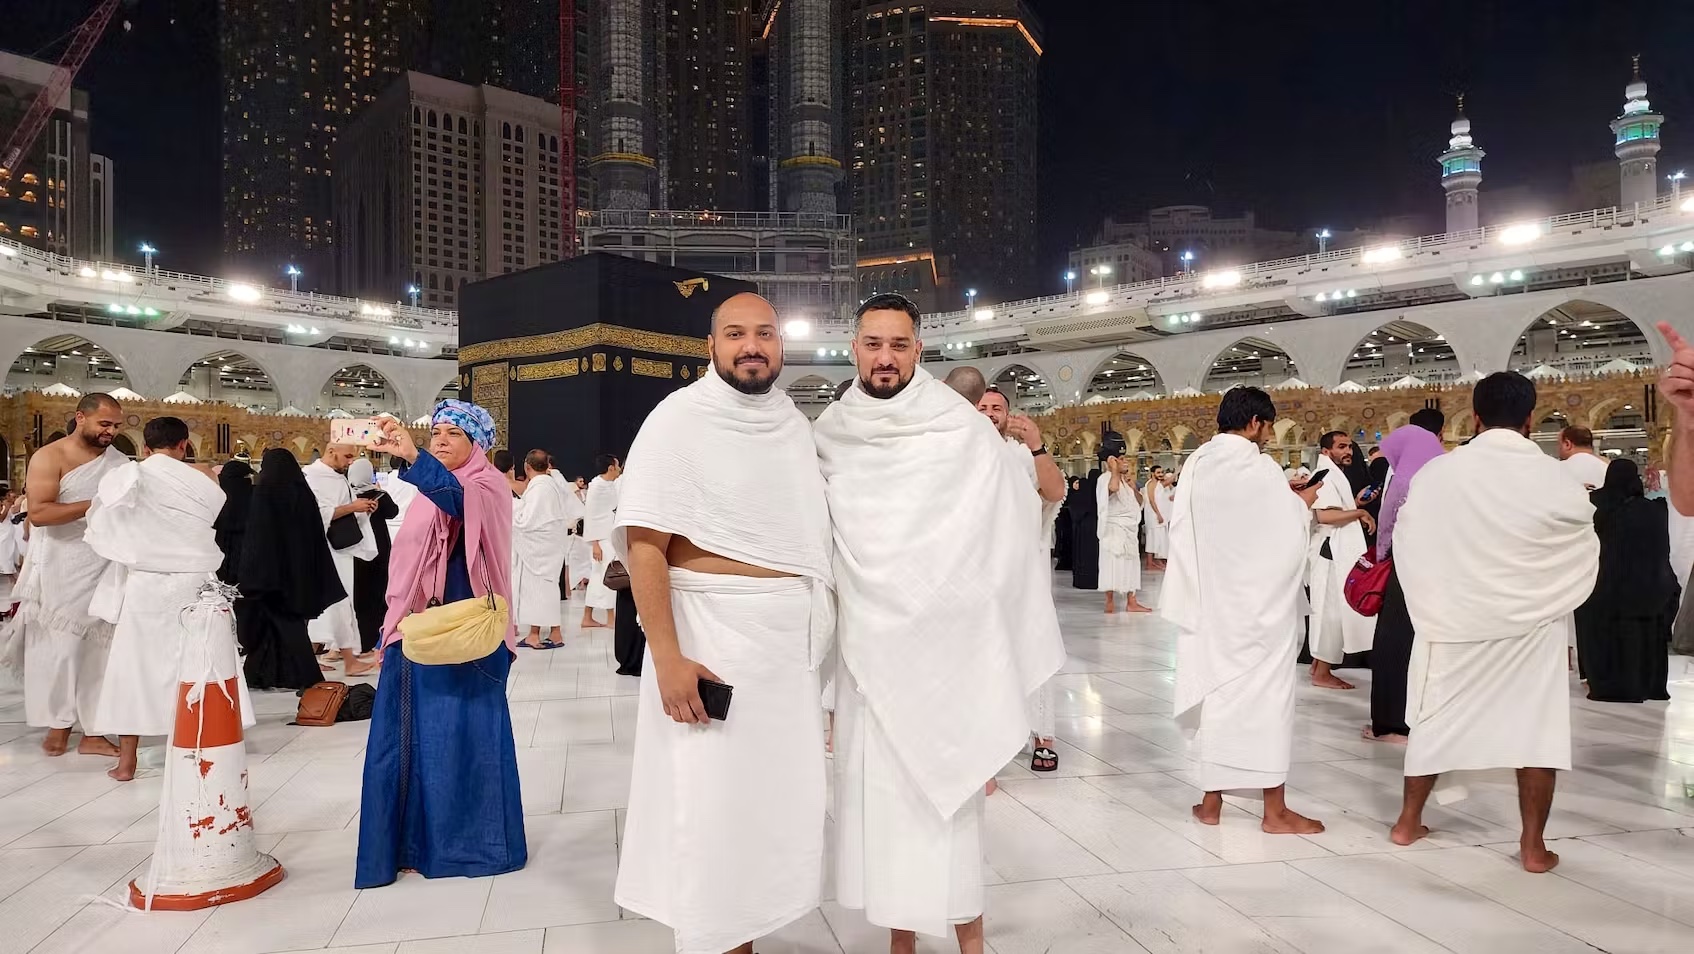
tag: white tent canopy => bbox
[1129,390,1162,402]
[162,391,204,404]
[411,414,432,426]
[39,383,81,397]
[1595,357,1641,375]
[1458,369,1486,382]
[277,406,309,417]
[1524,364,1565,380]
[1172,386,1205,398]
[1083,394,1112,405]
[1329,380,1368,393]
[325,408,353,419]
[105,386,144,402]
[1386,375,1426,390]
[1270,377,1311,391]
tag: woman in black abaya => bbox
[348,458,401,653]
[1576,458,1676,703]
[238,449,348,690]
[213,459,254,584]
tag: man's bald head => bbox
[943,366,987,405]
[709,292,784,394]
[323,443,359,473]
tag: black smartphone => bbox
[1306,467,1330,487]
[698,678,734,722]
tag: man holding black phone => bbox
[613,292,835,954]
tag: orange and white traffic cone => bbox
[130,582,283,910]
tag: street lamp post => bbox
[1671,171,1687,205]
[1180,250,1195,273]
[139,242,157,275]
[965,287,977,311]
[285,264,302,293]
[1090,263,1113,288]
[407,284,421,307]
[1315,229,1332,254]
[1063,270,1076,294]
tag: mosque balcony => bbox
[789,194,1694,358]
[0,238,457,355]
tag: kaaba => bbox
[457,254,757,477]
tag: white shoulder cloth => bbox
[1395,428,1597,643]
[615,369,836,666]
[815,369,1064,819]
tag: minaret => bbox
[591,0,656,210]
[776,0,842,214]
[1611,55,1663,210]
[1436,95,1484,234]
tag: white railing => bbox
[0,237,458,337]
[838,195,1691,337]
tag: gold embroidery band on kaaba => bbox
[514,359,582,381]
[458,323,709,365]
[631,358,673,379]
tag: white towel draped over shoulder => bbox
[613,369,836,666]
[85,455,225,624]
[1395,429,1598,644]
[1164,433,1310,718]
[815,369,1064,819]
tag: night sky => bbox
[12,0,1694,291]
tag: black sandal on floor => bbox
[1031,746,1059,772]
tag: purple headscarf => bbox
[1375,424,1446,559]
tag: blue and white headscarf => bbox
[431,399,496,450]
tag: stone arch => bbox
[1200,335,1306,392]
[987,363,1053,413]
[1273,419,1304,448]
[1083,350,1166,400]
[1502,298,1655,376]
[112,433,138,458]
[316,362,399,417]
[171,347,285,408]
[1340,320,1458,388]
[4,333,134,396]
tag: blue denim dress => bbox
[354,452,527,888]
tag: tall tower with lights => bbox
[1611,56,1663,210]
[1436,96,1483,234]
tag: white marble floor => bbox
[3,572,1694,953]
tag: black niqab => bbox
[214,459,254,584]
[1576,458,1676,703]
[240,449,345,618]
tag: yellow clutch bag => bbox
[399,591,509,666]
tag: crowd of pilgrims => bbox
[3,297,1691,954]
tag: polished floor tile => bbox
[1,580,1692,952]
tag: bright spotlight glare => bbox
[973,308,995,321]
[816,347,827,356]
[783,319,812,337]
[227,283,263,302]
[79,266,97,277]
[1361,246,1402,264]
[0,246,15,257]
[1315,292,1328,302]
[1489,272,1505,284]
[1660,244,1677,256]
[1683,197,1694,213]
[1509,269,1524,281]
[1200,269,1241,290]
[1469,274,1484,286]
[1085,290,1109,305]
[1498,223,1544,245]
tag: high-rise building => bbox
[770,0,842,215]
[590,0,658,209]
[88,153,113,261]
[334,72,565,307]
[219,0,428,285]
[659,0,755,211]
[847,0,1042,311]
[0,50,93,258]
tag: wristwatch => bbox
[1032,446,1049,457]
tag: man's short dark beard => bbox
[77,427,111,449]
[716,363,775,395]
[860,371,912,400]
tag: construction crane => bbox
[558,0,578,257]
[0,0,124,177]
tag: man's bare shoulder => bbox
[26,441,72,478]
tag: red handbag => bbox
[1344,552,1393,617]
